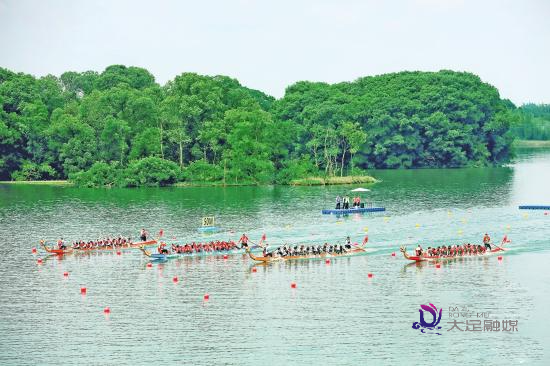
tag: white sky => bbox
[1,0,549,105]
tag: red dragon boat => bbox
[400,243,506,262]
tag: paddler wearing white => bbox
[345,236,352,251]
[57,238,66,249]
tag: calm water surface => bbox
[1,148,549,365]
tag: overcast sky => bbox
[1,0,549,104]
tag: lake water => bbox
[1,148,549,365]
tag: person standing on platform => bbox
[343,195,350,209]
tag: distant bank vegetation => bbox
[510,104,550,141]
[0,65,532,187]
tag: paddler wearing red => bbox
[158,242,169,254]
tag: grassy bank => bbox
[173,181,255,187]
[290,175,378,186]
[514,139,550,148]
[0,180,73,186]
[176,175,378,187]
[2,175,378,188]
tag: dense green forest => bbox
[0,66,520,187]
[510,104,550,140]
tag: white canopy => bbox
[351,188,371,192]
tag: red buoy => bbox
[391,252,396,257]
[80,287,87,295]
[204,293,210,300]
[172,276,178,283]
[116,251,121,256]
[435,264,441,269]
[291,282,297,288]
[251,267,257,273]
[367,273,373,278]
[223,254,228,260]
[63,271,69,277]
[325,259,331,264]
[36,258,43,264]
[103,307,110,314]
[498,256,503,260]
[545,212,548,216]
[32,247,37,254]
[146,263,152,268]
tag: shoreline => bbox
[0,175,378,188]
[0,180,73,186]
[513,139,550,148]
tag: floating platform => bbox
[518,205,550,210]
[197,226,221,233]
[322,207,385,215]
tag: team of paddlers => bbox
[49,229,505,260]
[156,234,251,254]
[262,242,352,257]
[414,233,502,257]
[415,243,490,257]
[159,240,239,254]
[70,237,134,250]
[51,228,152,250]
[260,236,365,257]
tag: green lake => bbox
[1,148,549,365]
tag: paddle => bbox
[489,241,507,252]
[138,245,152,257]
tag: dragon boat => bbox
[40,239,157,254]
[138,245,262,261]
[72,239,158,252]
[246,244,368,263]
[399,244,506,263]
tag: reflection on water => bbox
[0,149,549,365]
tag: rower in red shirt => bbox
[158,242,168,254]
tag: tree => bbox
[100,117,130,164]
[339,121,367,174]
[0,66,519,185]
[224,107,276,183]
[129,127,161,160]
